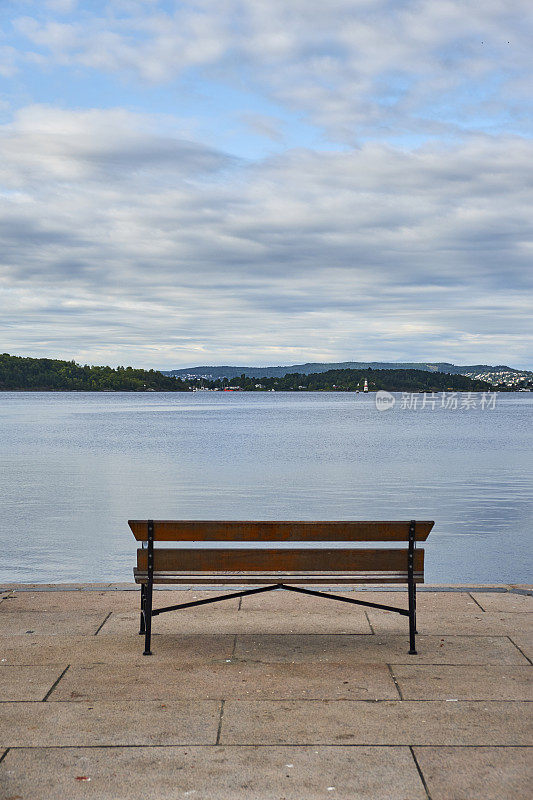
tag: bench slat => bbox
[134,571,424,584]
[137,547,424,573]
[129,520,433,542]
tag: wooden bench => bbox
[130,519,433,656]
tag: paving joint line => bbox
[409,744,533,749]
[388,662,533,666]
[94,612,112,635]
[210,636,529,639]
[468,592,486,611]
[3,698,531,705]
[506,635,533,666]
[364,610,375,634]
[212,660,529,667]
[2,743,533,750]
[42,665,70,701]
[215,700,225,745]
[0,748,9,765]
[386,664,403,700]
[409,746,432,799]
[0,664,67,668]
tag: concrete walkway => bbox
[0,584,531,799]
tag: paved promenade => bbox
[0,584,531,799]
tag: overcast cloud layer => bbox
[1,1,532,368]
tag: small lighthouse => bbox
[363,379,368,393]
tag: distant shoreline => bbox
[2,354,530,393]
[1,387,526,394]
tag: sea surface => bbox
[0,391,531,584]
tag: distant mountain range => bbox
[163,361,532,380]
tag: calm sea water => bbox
[1,391,531,584]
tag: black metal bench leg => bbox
[408,519,417,655]
[143,519,154,655]
[139,584,146,635]
[408,579,417,654]
[143,581,153,655]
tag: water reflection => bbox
[1,391,531,583]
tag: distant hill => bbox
[208,368,495,393]
[0,353,190,391]
[164,361,530,380]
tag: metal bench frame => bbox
[137,519,419,656]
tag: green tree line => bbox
[1,354,498,392]
[0,354,189,391]
[206,367,495,392]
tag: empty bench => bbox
[131,519,433,655]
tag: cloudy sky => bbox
[1,1,532,369]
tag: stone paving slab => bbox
[411,584,512,592]
[362,591,480,612]
[101,609,372,635]
[0,589,239,613]
[3,583,514,589]
[0,634,235,665]
[0,611,109,636]
[471,593,533,612]
[391,664,533,700]
[220,700,533,745]
[238,590,376,611]
[413,746,533,800]
[477,613,533,635]
[234,633,529,664]
[0,701,221,747]
[0,745,428,800]
[367,609,533,635]
[105,583,141,590]
[49,661,399,702]
[0,583,114,590]
[0,665,68,701]
[236,590,482,612]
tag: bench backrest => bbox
[130,520,433,584]
[129,520,433,541]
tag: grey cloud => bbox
[0,107,236,188]
[1,106,532,368]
